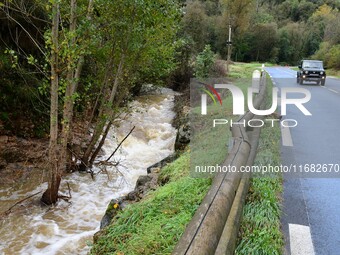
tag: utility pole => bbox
[226,20,232,74]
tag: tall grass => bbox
[90,62,282,255]
[235,74,284,255]
[90,152,211,255]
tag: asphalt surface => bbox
[265,67,340,255]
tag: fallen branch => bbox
[57,183,72,203]
[96,158,124,181]
[58,195,71,203]
[67,147,96,179]
[0,191,42,217]
[106,126,135,162]
[67,182,72,198]
[67,147,90,170]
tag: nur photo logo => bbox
[190,76,313,177]
[200,84,312,117]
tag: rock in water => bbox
[175,123,191,150]
[100,199,122,229]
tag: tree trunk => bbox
[83,45,116,136]
[41,2,60,205]
[81,54,125,169]
[89,121,112,165]
[60,0,77,173]
[80,56,115,169]
[61,0,94,172]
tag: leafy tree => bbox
[297,1,318,21]
[42,0,60,205]
[251,11,275,24]
[324,10,340,45]
[181,0,210,53]
[41,0,96,205]
[0,0,48,136]
[204,0,222,16]
[80,0,180,168]
[310,4,340,68]
[244,22,279,62]
[1,0,180,204]
[326,44,340,68]
[194,44,216,78]
[232,34,252,62]
[219,0,253,34]
[313,41,340,69]
[274,0,317,22]
[278,23,305,64]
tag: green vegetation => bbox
[1,0,181,203]
[90,152,211,255]
[190,62,267,177]
[194,45,216,78]
[2,0,340,143]
[2,0,334,250]
[180,0,340,67]
[91,62,281,255]
[190,92,231,177]
[229,62,273,79]
[326,68,340,78]
[235,75,284,255]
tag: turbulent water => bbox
[0,89,177,255]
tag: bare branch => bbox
[106,126,135,162]
[1,8,47,57]
[67,182,72,198]
[0,191,42,218]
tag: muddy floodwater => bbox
[0,89,177,255]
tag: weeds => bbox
[235,73,284,255]
[90,152,211,255]
[91,62,283,255]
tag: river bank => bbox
[89,84,205,255]
[0,88,179,255]
[0,135,48,185]
[90,62,284,255]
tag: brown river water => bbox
[0,89,177,255]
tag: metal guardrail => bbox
[173,72,268,255]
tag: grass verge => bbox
[90,152,211,255]
[190,62,269,176]
[90,62,282,255]
[229,62,273,79]
[327,68,340,78]
[235,75,284,255]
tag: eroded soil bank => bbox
[0,88,180,255]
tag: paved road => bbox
[265,67,340,255]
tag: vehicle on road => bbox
[297,60,326,86]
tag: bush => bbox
[327,44,340,69]
[194,44,216,78]
[210,59,228,77]
[313,42,340,69]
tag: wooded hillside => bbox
[1,0,339,203]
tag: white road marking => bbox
[281,125,293,147]
[289,224,315,255]
[328,88,339,94]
